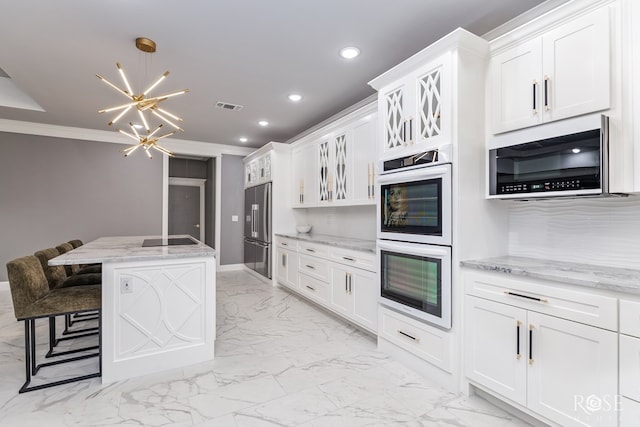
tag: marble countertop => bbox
[461,255,640,295]
[49,235,216,265]
[275,233,376,254]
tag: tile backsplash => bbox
[508,195,640,268]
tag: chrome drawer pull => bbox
[342,256,355,262]
[305,264,316,270]
[397,330,419,343]
[306,248,315,253]
[305,285,315,291]
[504,291,548,303]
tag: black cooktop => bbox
[141,237,197,247]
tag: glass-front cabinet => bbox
[377,52,451,160]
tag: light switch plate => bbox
[232,215,238,222]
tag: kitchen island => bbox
[49,235,216,383]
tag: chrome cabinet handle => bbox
[305,264,316,270]
[342,256,355,262]
[348,273,352,294]
[282,254,286,267]
[281,242,288,246]
[305,248,315,253]
[345,274,348,293]
[305,285,315,291]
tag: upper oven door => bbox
[377,163,451,245]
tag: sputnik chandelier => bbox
[96,37,188,158]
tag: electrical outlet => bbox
[231,215,238,222]
[120,276,133,294]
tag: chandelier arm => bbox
[153,107,184,122]
[116,63,136,98]
[143,146,153,159]
[147,124,164,139]
[155,131,177,141]
[96,74,132,98]
[118,129,140,142]
[99,101,140,114]
[130,123,142,139]
[123,144,141,157]
[151,110,184,131]
[153,145,175,157]
[108,106,133,126]
[138,110,151,133]
[143,71,170,96]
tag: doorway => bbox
[168,177,205,241]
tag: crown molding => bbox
[0,119,254,157]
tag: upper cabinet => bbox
[245,151,272,188]
[489,4,611,134]
[377,53,451,159]
[291,103,377,208]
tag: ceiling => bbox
[0,0,555,149]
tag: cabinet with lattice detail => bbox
[376,52,451,160]
[316,114,377,206]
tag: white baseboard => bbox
[217,263,245,272]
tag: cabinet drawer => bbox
[464,270,618,331]
[298,254,330,282]
[277,237,298,251]
[621,300,640,338]
[621,335,640,402]
[298,241,330,259]
[378,306,451,372]
[298,272,330,305]
[329,246,376,272]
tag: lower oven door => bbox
[378,239,451,329]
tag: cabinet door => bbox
[318,138,332,203]
[620,334,640,402]
[490,38,543,134]
[350,115,377,204]
[414,53,450,149]
[527,312,618,427]
[379,80,411,158]
[465,296,527,406]
[350,268,377,332]
[333,131,349,202]
[276,247,297,289]
[620,397,640,427]
[330,265,352,317]
[542,6,610,123]
[291,144,317,206]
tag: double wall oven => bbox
[377,146,452,329]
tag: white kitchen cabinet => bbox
[291,143,317,206]
[274,235,377,334]
[620,397,640,427]
[330,264,377,332]
[317,115,377,206]
[275,246,298,290]
[465,269,619,427]
[490,5,611,134]
[465,296,527,406]
[376,52,451,159]
[244,152,272,188]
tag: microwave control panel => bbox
[498,178,597,194]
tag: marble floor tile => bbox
[0,271,533,426]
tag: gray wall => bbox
[220,155,244,265]
[0,132,162,281]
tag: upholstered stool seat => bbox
[6,255,101,393]
[34,248,101,288]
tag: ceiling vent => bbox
[216,101,243,111]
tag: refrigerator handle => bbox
[264,183,271,242]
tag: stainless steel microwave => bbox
[488,114,609,199]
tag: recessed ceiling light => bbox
[258,120,269,127]
[132,124,144,129]
[239,137,248,143]
[288,93,302,102]
[572,148,581,154]
[339,46,360,59]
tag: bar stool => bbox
[6,256,101,393]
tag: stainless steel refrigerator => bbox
[244,182,272,279]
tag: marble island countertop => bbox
[275,232,376,253]
[49,235,216,265]
[461,255,640,295]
